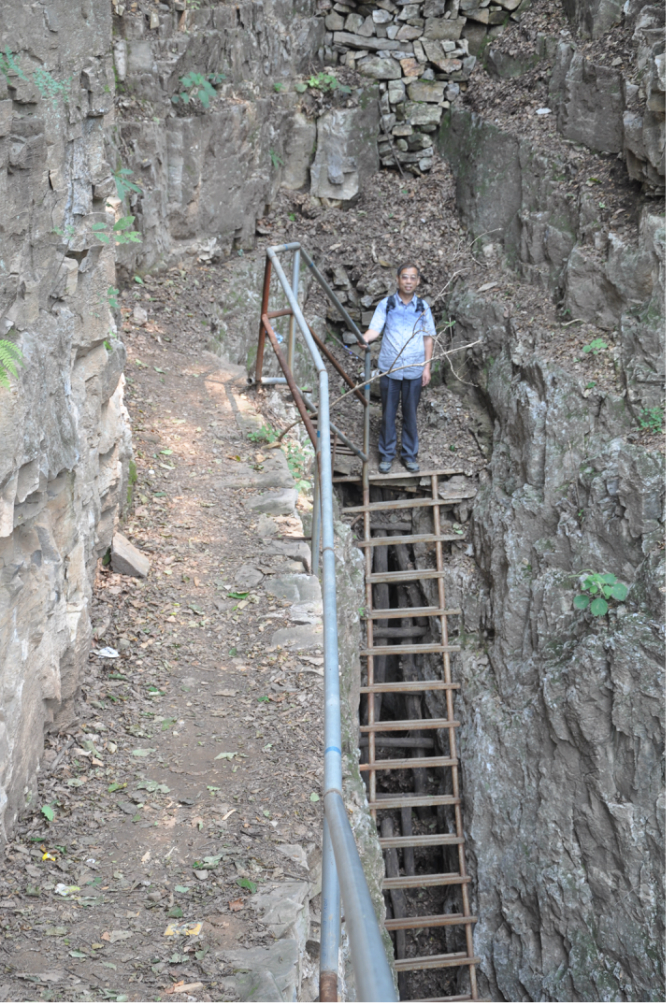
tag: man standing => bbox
[363,262,436,474]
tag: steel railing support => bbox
[287,248,300,371]
[259,244,396,1003]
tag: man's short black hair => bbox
[396,261,421,278]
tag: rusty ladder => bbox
[342,469,481,1002]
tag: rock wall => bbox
[110,0,325,272]
[318,0,524,176]
[0,2,131,840]
[435,5,665,999]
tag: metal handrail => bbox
[256,243,396,1002]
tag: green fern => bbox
[0,339,23,389]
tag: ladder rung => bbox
[344,498,443,514]
[356,533,459,548]
[360,681,459,694]
[369,794,460,809]
[343,496,473,514]
[359,737,434,748]
[367,568,445,584]
[362,643,460,656]
[384,873,470,890]
[410,994,488,1002]
[361,718,459,732]
[339,467,465,482]
[379,835,464,850]
[394,953,481,973]
[360,755,456,772]
[363,607,461,620]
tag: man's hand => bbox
[363,328,381,346]
[422,364,431,387]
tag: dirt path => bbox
[0,325,326,1002]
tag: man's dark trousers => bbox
[378,375,422,463]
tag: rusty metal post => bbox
[255,257,272,382]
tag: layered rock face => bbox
[434,5,665,998]
[0,3,131,840]
[110,0,325,270]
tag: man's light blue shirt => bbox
[369,294,436,381]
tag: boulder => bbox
[111,533,151,578]
[246,488,298,516]
[406,80,445,102]
[551,49,624,154]
[357,56,403,79]
[404,100,443,126]
[310,99,380,201]
[281,113,316,191]
[423,16,466,40]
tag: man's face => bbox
[397,267,420,297]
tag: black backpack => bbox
[386,293,426,316]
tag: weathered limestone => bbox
[442,256,664,1001]
[0,2,132,840]
[110,3,325,270]
[310,100,381,202]
[111,532,150,578]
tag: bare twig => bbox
[327,339,481,412]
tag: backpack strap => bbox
[386,294,396,313]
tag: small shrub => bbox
[573,572,628,616]
[114,167,143,201]
[295,72,351,95]
[582,338,608,355]
[172,71,224,110]
[248,425,278,444]
[637,405,664,435]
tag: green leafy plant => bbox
[637,405,664,435]
[582,338,608,355]
[33,67,70,101]
[295,71,351,95]
[172,71,223,109]
[107,286,120,311]
[0,48,25,82]
[113,167,143,202]
[248,424,279,444]
[273,82,285,93]
[41,804,55,822]
[0,339,23,388]
[573,572,628,616]
[236,877,257,893]
[269,149,284,169]
[90,215,142,245]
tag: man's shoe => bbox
[401,459,420,473]
[378,460,393,474]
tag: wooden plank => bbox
[361,642,461,656]
[356,533,459,548]
[361,718,460,733]
[394,954,481,973]
[367,568,445,585]
[343,497,441,513]
[337,468,464,482]
[372,626,428,639]
[363,606,461,620]
[409,994,487,1002]
[379,835,464,850]
[359,736,434,749]
[360,681,459,694]
[360,755,456,772]
[383,873,470,890]
[368,794,460,810]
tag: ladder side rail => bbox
[431,475,478,1001]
